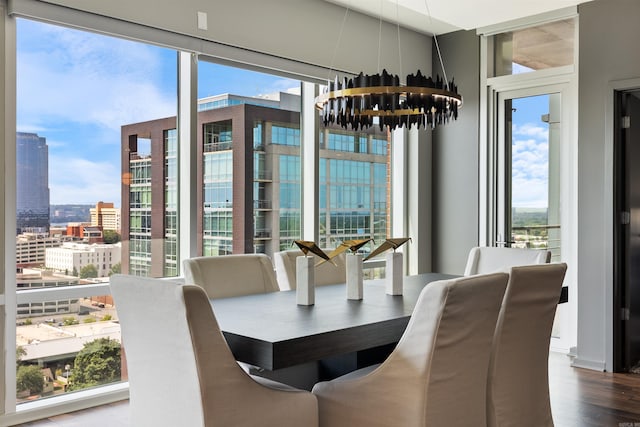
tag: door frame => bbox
[613,86,640,372]
[482,72,578,353]
[606,78,640,372]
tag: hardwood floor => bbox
[16,351,640,426]
[549,352,640,426]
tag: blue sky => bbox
[16,18,549,209]
[511,95,550,209]
[16,19,297,206]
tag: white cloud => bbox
[48,155,121,205]
[513,123,548,139]
[510,122,550,207]
[17,23,176,137]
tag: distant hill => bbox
[512,207,548,227]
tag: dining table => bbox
[210,271,569,389]
[210,273,456,373]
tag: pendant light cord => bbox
[328,3,351,84]
[424,0,449,87]
[378,0,383,71]
[396,0,403,81]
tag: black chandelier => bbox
[314,0,462,132]
[315,69,462,131]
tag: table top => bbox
[211,273,457,370]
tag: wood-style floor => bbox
[17,352,640,427]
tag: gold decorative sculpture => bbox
[293,240,331,262]
[364,237,411,261]
[316,238,373,266]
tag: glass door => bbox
[496,88,561,261]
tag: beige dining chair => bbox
[312,272,509,427]
[111,274,318,427]
[464,246,551,276]
[183,253,280,298]
[487,263,568,427]
[273,250,346,290]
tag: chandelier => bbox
[314,1,462,131]
[315,69,461,131]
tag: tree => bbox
[103,230,121,244]
[16,346,26,367]
[68,338,121,391]
[79,264,98,279]
[108,262,121,276]
[63,317,78,326]
[72,266,78,277]
[16,365,44,395]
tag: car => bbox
[98,303,105,308]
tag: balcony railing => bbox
[253,200,272,210]
[254,171,273,181]
[254,229,272,239]
[511,224,561,261]
[204,141,232,152]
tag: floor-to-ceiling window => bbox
[14,17,177,407]
[318,129,390,255]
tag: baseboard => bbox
[571,357,607,371]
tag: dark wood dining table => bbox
[210,273,456,372]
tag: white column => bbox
[178,51,198,266]
[301,82,319,242]
[2,5,16,413]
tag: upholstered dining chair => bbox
[183,253,280,298]
[111,275,318,427]
[311,272,509,427]
[273,250,346,290]
[464,246,551,276]
[486,263,568,427]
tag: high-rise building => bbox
[90,202,121,232]
[121,92,389,277]
[16,132,50,234]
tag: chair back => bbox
[111,274,318,427]
[487,263,567,427]
[464,246,551,276]
[183,253,279,298]
[111,275,215,426]
[273,250,346,290]
[312,272,509,427]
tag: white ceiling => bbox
[323,0,592,35]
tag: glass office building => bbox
[121,92,389,275]
[16,132,50,234]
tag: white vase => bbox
[346,253,363,300]
[386,252,403,295]
[296,255,315,305]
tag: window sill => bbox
[2,382,129,426]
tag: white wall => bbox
[576,0,640,370]
[431,30,481,274]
